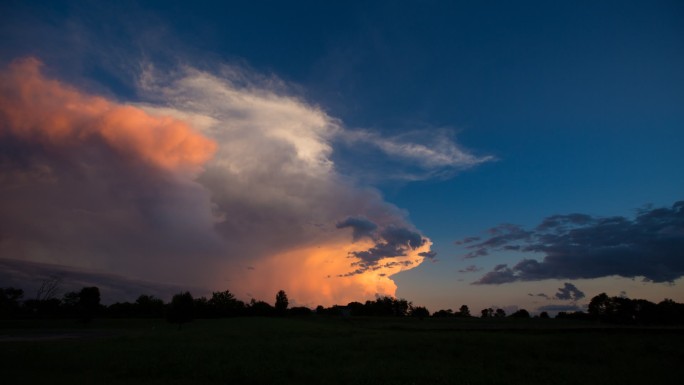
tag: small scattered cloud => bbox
[536,304,584,313]
[458,265,482,273]
[554,282,585,301]
[454,236,481,246]
[418,250,438,259]
[467,201,684,284]
[529,293,550,299]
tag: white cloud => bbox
[341,129,493,171]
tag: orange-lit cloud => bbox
[0,58,221,282]
[0,58,215,174]
[230,234,433,307]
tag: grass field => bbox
[1,317,682,384]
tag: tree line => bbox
[2,283,683,326]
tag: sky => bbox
[1,0,683,315]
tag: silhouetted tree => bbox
[135,295,165,318]
[457,305,471,317]
[275,290,289,315]
[346,301,365,316]
[78,286,101,323]
[22,277,63,318]
[432,309,454,317]
[0,287,24,318]
[61,291,80,316]
[657,299,684,324]
[365,296,410,316]
[36,276,61,301]
[209,290,244,317]
[585,292,684,324]
[23,298,61,317]
[588,293,611,320]
[107,301,136,318]
[410,306,430,319]
[509,309,530,318]
[481,308,493,318]
[249,299,275,316]
[588,293,633,323]
[494,308,506,318]
[194,296,213,318]
[288,306,313,316]
[539,311,550,319]
[555,311,591,321]
[167,291,194,329]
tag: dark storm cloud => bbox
[381,226,426,250]
[336,216,378,241]
[343,225,427,275]
[335,219,428,271]
[470,201,684,284]
[474,264,517,284]
[339,260,416,277]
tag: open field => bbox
[1,317,683,385]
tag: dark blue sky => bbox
[2,0,683,312]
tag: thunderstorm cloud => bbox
[0,57,486,305]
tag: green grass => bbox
[1,317,682,384]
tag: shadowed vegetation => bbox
[2,287,684,384]
[1,317,683,385]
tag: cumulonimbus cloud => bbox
[1,57,463,305]
[461,201,684,284]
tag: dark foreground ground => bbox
[1,317,683,385]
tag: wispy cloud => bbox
[336,129,495,181]
[458,265,482,273]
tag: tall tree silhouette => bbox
[275,290,289,315]
[78,286,101,323]
[168,292,194,329]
